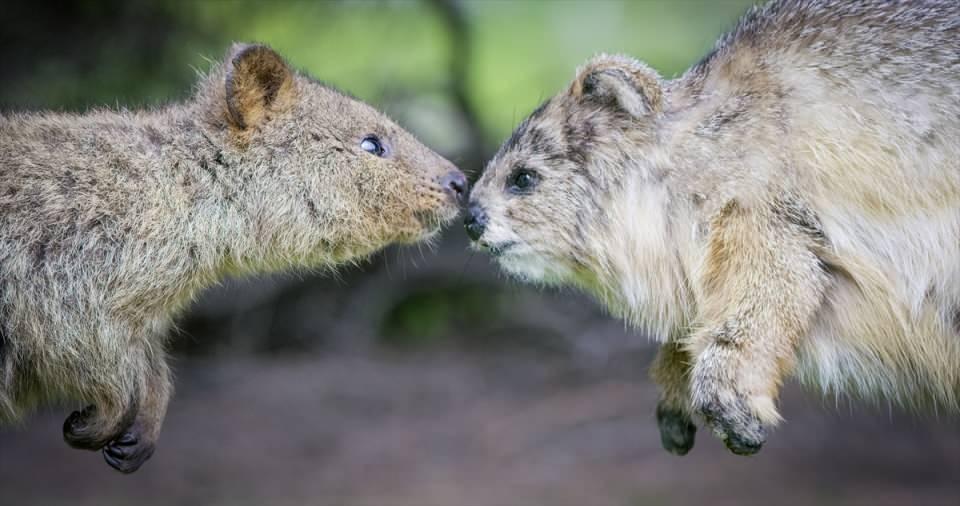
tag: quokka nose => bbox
[464,203,488,241]
[440,170,468,200]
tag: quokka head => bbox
[466,54,666,285]
[198,43,466,265]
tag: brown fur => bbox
[0,43,464,472]
[468,0,960,456]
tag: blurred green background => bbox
[2,2,959,506]
[1,0,755,165]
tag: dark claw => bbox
[656,403,697,456]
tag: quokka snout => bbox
[0,43,466,473]
[468,0,960,456]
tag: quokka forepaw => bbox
[102,422,156,474]
[700,397,766,455]
[655,401,697,456]
[63,404,154,473]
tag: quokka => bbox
[0,43,466,472]
[466,0,960,455]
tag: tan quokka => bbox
[0,43,466,473]
[467,0,960,455]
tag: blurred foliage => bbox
[379,280,507,349]
[0,0,200,110]
[1,0,755,143]
[379,279,573,355]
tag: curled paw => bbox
[63,405,107,450]
[655,402,697,456]
[697,395,767,456]
[102,427,155,474]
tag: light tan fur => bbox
[468,0,960,455]
[0,43,464,472]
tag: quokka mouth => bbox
[413,203,461,237]
[475,240,518,257]
[404,179,464,241]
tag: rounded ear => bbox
[224,43,296,130]
[571,54,663,118]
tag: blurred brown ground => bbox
[2,354,959,506]
[1,234,958,506]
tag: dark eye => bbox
[508,168,538,194]
[360,135,386,157]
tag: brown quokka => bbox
[467,0,960,456]
[0,43,466,473]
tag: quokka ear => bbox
[224,43,296,130]
[571,54,663,118]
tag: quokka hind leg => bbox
[687,200,827,455]
[650,341,697,456]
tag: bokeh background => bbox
[1,1,959,505]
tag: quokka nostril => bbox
[440,170,468,199]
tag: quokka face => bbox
[466,55,665,287]
[284,92,465,249]
[208,44,466,265]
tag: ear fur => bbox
[224,43,296,130]
[571,54,663,118]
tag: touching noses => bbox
[464,203,488,241]
[440,170,468,201]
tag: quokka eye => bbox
[360,135,386,157]
[508,168,538,194]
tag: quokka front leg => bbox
[101,347,172,474]
[686,199,828,455]
[62,342,172,473]
[650,341,697,455]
